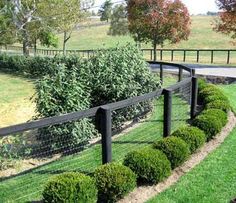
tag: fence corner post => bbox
[163,89,172,137]
[95,105,112,164]
[191,76,198,119]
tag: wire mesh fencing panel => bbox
[171,80,191,132]
[110,97,164,163]
[149,63,179,87]
[0,116,103,203]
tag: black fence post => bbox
[183,50,186,62]
[160,50,163,61]
[163,89,172,137]
[171,50,174,61]
[191,77,198,119]
[96,105,112,164]
[191,68,196,77]
[178,67,183,82]
[227,50,230,64]
[211,50,214,64]
[160,64,164,84]
[197,50,200,63]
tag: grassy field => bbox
[0,95,190,202]
[0,73,35,127]
[55,16,235,50]
[147,84,236,203]
[49,16,236,64]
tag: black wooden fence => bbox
[1,45,236,64]
[142,48,236,64]
[0,61,197,164]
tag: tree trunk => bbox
[63,31,67,55]
[22,29,30,56]
[153,42,157,61]
[34,39,37,56]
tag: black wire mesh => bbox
[111,97,163,163]
[171,80,191,132]
[0,116,103,202]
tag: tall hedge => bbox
[34,44,160,153]
[35,64,97,154]
[86,45,160,129]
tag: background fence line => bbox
[0,45,236,64]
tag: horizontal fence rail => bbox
[1,45,236,64]
[142,48,236,64]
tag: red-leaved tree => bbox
[127,0,191,61]
[214,0,236,40]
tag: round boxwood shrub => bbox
[42,172,97,203]
[201,109,228,127]
[94,162,136,202]
[204,93,229,104]
[172,126,206,153]
[206,100,231,113]
[123,148,171,184]
[192,114,222,141]
[199,85,223,102]
[198,78,208,92]
[153,137,190,169]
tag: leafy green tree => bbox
[127,0,191,61]
[0,9,17,46]
[214,0,236,40]
[45,0,87,55]
[26,21,58,55]
[98,0,112,22]
[108,4,129,36]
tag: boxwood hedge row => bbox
[41,78,231,203]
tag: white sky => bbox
[93,0,219,15]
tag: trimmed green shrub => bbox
[42,172,97,203]
[198,78,208,92]
[94,162,137,202]
[153,137,190,169]
[206,100,231,113]
[172,126,206,153]
[204,93,229,104]
[192,114,222,141]
[198,83,229,106]
[27,56,54,77]
[201,109,228,127]
[123,148,171,184]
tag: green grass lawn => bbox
[0,73,35,127]
[0,95,190,202]
[220,84,236,112]
[147,84,236,203]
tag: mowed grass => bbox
[219,84,236,112]
[0,73,35,127]
[0,96,190,203]
[147,84,236,203]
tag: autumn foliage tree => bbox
[127,0,191,61]
[214,0,236,40]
